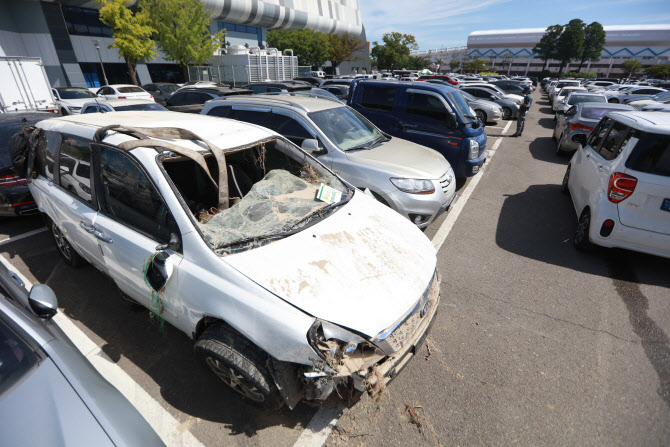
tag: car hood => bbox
[503,94,523,102]
[343,137,452,178]
[58,98,95,107]
[0,359,114,447]
[225,192,437,337]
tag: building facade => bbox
[0,0,370,88]
[413,25,670,77]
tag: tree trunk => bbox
[576,57,586,73]
[559,61,566,74]
[181,64,189,83]
[541,59,548,72]
[125,57,138,86]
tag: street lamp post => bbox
[93,40,109,86]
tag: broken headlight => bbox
[307,319,383,370]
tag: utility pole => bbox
[93,40,109,86]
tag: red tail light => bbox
[345,94,348,100]
[0,174,27,187]
[570,122,594,131]
[118,96,127,99]
[608,172,637,203]
[150,95,153,99]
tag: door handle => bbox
[94,230,113,244]
[598,165,604,172]
[80,221,95,233]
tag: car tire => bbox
[608,98,619,103]
[475,109,487,124]
[194,323,283,409]
[561,165,571,195]
[50,221,84,267]
[573,208,594,251]
[61,108,69,116]
[556,134,566,155]
[502,107,512,120]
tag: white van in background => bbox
[0,56,57,113]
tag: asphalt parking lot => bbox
[2,92,669,446]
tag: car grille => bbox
[438,171,453,194]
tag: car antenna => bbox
[95,96,105,113]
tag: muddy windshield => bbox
[162,139,351,253]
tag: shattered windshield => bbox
[162,139,351,254]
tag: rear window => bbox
[568,95,605,105]
[117,87,144,93]
[626,132,670,177]
[113,103,167,112]
[581,107,628,120]
[360,85,396,111]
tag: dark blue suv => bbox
[347,80,487,177]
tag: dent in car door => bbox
[91,144,182,317]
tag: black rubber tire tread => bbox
[502,107,512,120]
[573,208,594,251]
[561,165,571,195]
[475,109,487,124]
[194,323,283,409]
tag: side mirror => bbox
[28,284,58,319]
[155,232,181,252]
[446,113,459,130]
[571,134,587,146]
[490,95,496,100]
[302,139,327,156]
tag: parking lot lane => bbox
[325,92,670,446]
[0,215,44,240]
[1,233,317,446]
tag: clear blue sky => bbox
[359,0,670,51]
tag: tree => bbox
[266,29,330,68]
[448,58,460,72]
[328,33,367,72]
[370,32,418,70]
[465,57,487,73]
[406,55,429,70]
[533,25,563,72]
[645,64,670,79]
[622,60,643,77]
[499,51,513,74]
[142,0,225,81]
[98,0,156,86]
[434,58,444,72]
[555,19,585,73]
[577,22,606,72]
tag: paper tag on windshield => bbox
[317,184,342,204]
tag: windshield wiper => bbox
[285,196,352,231]
[344,135,387,151]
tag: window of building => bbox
[62,6,113,37]
[217,22,262,46]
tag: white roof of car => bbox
[36,111,276,152]
[82,99,156,107]
[217,94,344,113]
[607,111,670,134]
[104,84,144,89]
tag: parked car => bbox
[553,102,635,154]
[416,74,459,85]
[164,86,252,113]
[141,83,180,105]
[625,91,670,107]
[639,103,670,112]
[585,81,616,92]
[26,111,441,408]
[562,111,670,258]
[604,86,666,103]
[321,79,354,87]
[621,89,669,105]
[95,85,154,102]
[0,261,163,446]
[548,80,581,101]
[319,85,349,101]
[348,80,488,177]
[490,80,527,96]
[458,83,523,103]
[81,99,168,114]
[293,77,325,87]
[52,87,100,115]
[202,95,456,227]
[459,91,503,123]
[457,86,519,120]
[243,81,312,94]
[555,92,607,115]
[0,112,55,217]
[552,87,589,112]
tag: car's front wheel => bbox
[194,323,283,409]
[561,165,571,195]
[573,208,594,251]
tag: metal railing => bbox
[188,63,312,87]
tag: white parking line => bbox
[0,253,204,447]
[292,119,514,447]
[0,227,48,246]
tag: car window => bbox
[82,105,99,114]
[406,92,448,123]
[249,85,268,94]
[310,107,382,150]
[568,95,605,105]
[34,131,58,181]
[228,109,271,127]
[272,114,313,143]
[113,103,167,112]
[100,87,113,95]
[360,85,396,111]
[57,89,97,99]
[587,117,612,150]
[267,87,282,93]
[626,132,670,177]
[0,317,40,395]
[59,136,93,205]
[206,106,232,118]
[598,121,631,161]
[117,86,144,93]
[565,106,578,117]
[100,148,175,242]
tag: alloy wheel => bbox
[502,107,512,120]
[205,357,265,402]
[51,223,72,262]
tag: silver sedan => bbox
[460,91,503,123]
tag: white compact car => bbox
[52,87,101,115]
[562,111,670,258]
[26,111,440,408]
[95,84,154,102]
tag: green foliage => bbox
[328,33,367,69]
[621,60,643,77]
[266,29,330,67]
[406,55,430,70]
[579,22,606,68]
[142,0,225,78]
[533,24,563,71]
[645,64,670,79]
[98,0,157,85]
[448,58,460,71]
[465,57,487,73]
[370,32,419,70]
[555,19,585,72]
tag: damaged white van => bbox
[25,112,440,408]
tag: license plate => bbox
[662,198,670,212]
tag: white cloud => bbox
[360,0,510,49]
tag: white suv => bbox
[26,111,440,408]
[562,111,670,258]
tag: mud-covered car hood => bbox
[345,137,452,179]
[225,192,437,337]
